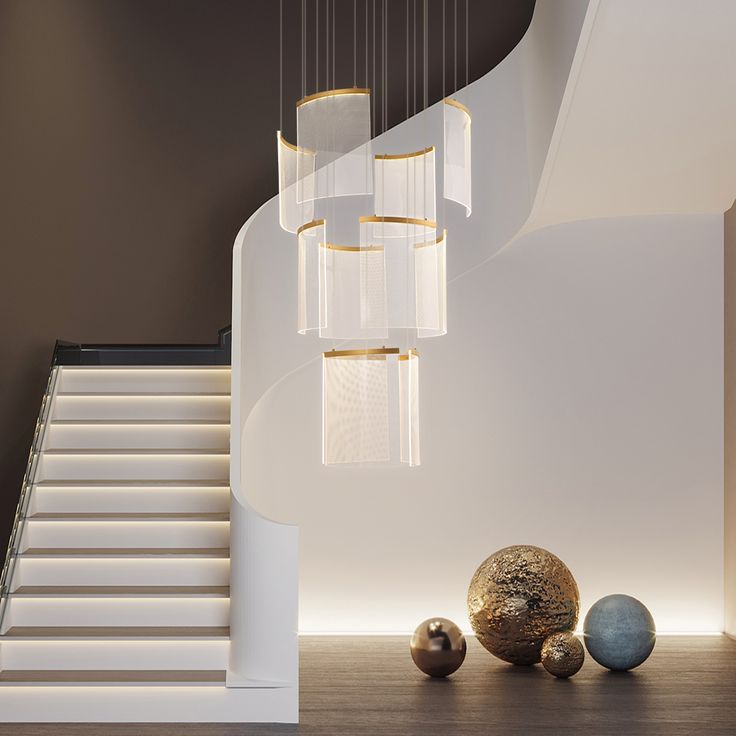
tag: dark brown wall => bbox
[0,0,534,541]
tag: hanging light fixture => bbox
[277,0,472,467]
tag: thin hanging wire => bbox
[465,0,469,88]
[453,0,457,93]
[353,0,357,87]
[279,0,283,130]
[301,0,306,98]
[365,0,368,89]
[413,0,416,116]
[423,0,427,110]
[442,0,445,100]
[372,0,376,135]
[325,0,329,90]
[316,0,319,93]
[333,0,336,89]
[406,0,409,121]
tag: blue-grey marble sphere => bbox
[583,594,656,671]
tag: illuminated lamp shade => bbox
[277,132,315,233]
[359,217,446,337]
[443,98,472,216]
[297,219,387,340]
[322,348,420,466]
[296,88,373,200]
[374,147,436,221]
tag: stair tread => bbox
[38,449,229,455]
[33,481,230,488]
[3,626,230,638]
[19,548,230,557]
[56,392,231,397]
[0,669,226,683]
[27,512,229,520]
[50,419,231,425]
[12,586,230,595]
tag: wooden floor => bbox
[0,635,734,735]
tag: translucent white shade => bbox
[297,219,387,340]
[297,88,373,199]
[359,217,446,337]
[443,98,472,216]
[322,348,420,466]
[277,132,315,233]
[374,147,436,221]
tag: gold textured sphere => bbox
[467,545,579,665]
[541,632,585,678]
[410,617,467,677]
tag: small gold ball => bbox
[410,617,467,677]
[541,632,585,678]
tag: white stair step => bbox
[34,453,229,482]
[52,395,230,422]
[0,670,226,685]
[43,423,230,451]
[0,638,229,671]
[4,596,229,627]
[20,520,229,550]
[57,367,230,394]
[11,556,229,588]
[29,485,230,515]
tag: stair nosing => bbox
[2,626,230,639]
[26,513,230,521]
[17,548,230,558]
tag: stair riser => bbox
[0,640,228,670]
[12,558,229,589]
[35,454,229,482]
[52,396,230,422]
[43,424,230,452]
[20,521,229,550]
[29,487,231,515]
[5,598,229,628]
[58,368,231,394]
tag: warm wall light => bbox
[322,348,420,466]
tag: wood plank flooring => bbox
[0,635,733,735]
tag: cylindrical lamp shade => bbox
[297,88,373,199]
[322,348,420,466]
[359,217,446,337]
[277,132,315,233]
[297,219,388,340]
[374,147,436,221]
[443,99,472,216]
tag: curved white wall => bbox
[232,0,727,636]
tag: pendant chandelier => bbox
[277,0,472,467]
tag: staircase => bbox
[1,364,231,665]
[0,360,297,722]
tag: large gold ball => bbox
[541,632,585,678]
[467,545,579,665]
[410,617,467,677]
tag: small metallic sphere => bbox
[410,617,467,677]
[541,632,585,678]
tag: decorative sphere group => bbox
[409,547,656,682]
[410,617,466,677]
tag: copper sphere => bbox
[410,617,467,677]
[541,632,585,678]
[467,545,579,665]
